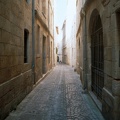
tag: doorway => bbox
[91,15,104,100]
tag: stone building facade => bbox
[76,0,120,119]
[34,0,54,82]
[57,42,63,63]
[65,0,76,67]
[0,0,54,119]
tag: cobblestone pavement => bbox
[5,64,104,120]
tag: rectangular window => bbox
[24,29,29,63]
[42,0,46,15]
[47,36,50,63]
[37,25,40,54]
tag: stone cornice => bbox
[76,0,93,37]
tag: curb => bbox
[33,68,54,89]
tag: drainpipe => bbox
[32,0,35,84]
[82,8,88,90]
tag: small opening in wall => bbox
[116,12,120,30]
[37,25,40,54]
[24,29,29,63]
[79,39,80,48]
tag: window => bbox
[91,14,104,100]
[24,29,29,63]
[48,36,50,63]
[42,0,46,15]
[37,25,40,54]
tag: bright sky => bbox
[54,0,67,29]
[54,0,76,46]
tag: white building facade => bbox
[69,17,76,68]
[62,0,76,65]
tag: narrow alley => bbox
[5,65,104,120]
[0,0,120,119]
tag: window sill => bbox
[24,63,29,65]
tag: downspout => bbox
[32,0,35,84]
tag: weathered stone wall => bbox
[0,0,33,119]
[34,0,54,82]
[78,0,120,119]
[0,0,54,119]
[76,0,83,75]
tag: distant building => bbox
[57,42,62,62]
[69,17,76,68]
[62,0,76,66]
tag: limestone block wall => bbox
[78,0,120,119]
[34,0,54,82]
[0,1,33,119]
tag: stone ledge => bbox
[112,80,120,96]
[89,91,102,111]
[33,68,53,89]
[103,88,114,108]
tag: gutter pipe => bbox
[32,0,35,84]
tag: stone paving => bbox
[5,64,105,120]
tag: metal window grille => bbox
[91,15,104,100]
